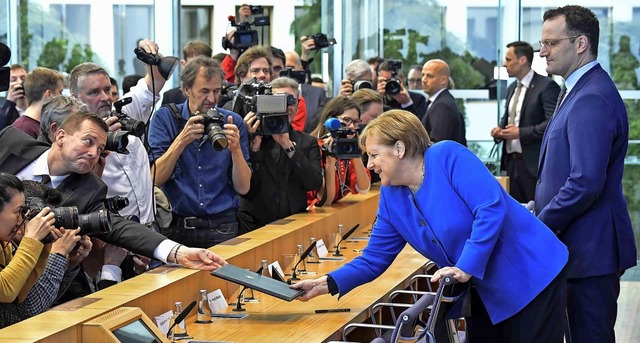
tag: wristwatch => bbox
[284,142,297,154]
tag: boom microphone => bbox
[334,224,360,256]
[289,241,318,282]
[166,300,196,337]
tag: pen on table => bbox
[315,308,351,313]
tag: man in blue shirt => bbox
[148,56,251,248]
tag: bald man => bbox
[285,50,326,132]
[421,59,466,146]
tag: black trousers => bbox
[566,273,620,343]
[465,267,567,343]
[506,153,536,203]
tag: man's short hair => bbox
[235,45,273,81]
[109,77,118,87]
[270,46,285,65]
[506,41,534,65]
[69,63,109,95]
[378,60,405,78]
[543,5,599,57]
[122,74,143,95]
[180,56,225,91]
[183,41,213,60]
[212,53,228,63]
[345,59,372,81]
[271,77,299,97]
[40,95,87,143]
[351,88,383,113]
[367,57,384,68]
[10,64,27,72]
[58,110,108,136]
[24,67,64,105]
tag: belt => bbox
[508,152,523,160]
[173,210,236,230]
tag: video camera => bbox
[232,80,289,136]
[323,118,361,159]
[23,197,112,241]
[384,60,403,96]
[308,33,337,51]
[222,11,270,52]
[280,67,306,85]
[0,43,11,92]
[199,108,228,151]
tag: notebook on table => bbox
[211,264,305,302]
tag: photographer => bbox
[337,59,374,98]
[377,60,428,120]
[219,45,274,112]
[0,65,28,130]
[148,56,251,248]
[0,174,82,328]
[308,97,370,206]
[238,77,322,233]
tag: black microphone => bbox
[334,224,360,256]
[289,241,318,282]
[166,300,196,338]
[233,266,263,311]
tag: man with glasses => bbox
[534,6,637,343]
[490,41,560,203]
[238,77,322,233]
[406,65,423,90]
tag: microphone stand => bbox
[167,300,196,341]
[233,267,263,311]
[333,224,360,256]
[288,241,317,283]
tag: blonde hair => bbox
[359,109,431,158]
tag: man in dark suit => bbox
[490,41,560,203]
[0,111,226,271]
[535,6,637,342]
[420,59,466,146]
[376,60,428,120]
[238,77,323,233]
[161,41,212,106]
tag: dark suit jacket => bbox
[535,64,637,278]
[0,127,166,258]
[498,73,560,176]
[161,86,186,106]
[238,128,322,233]
[0,100,20,131]
[422,89,466,146]
[301,83,326,133]
[385,90,428,120]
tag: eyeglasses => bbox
[539,36,579,49]
[339,116,362,126]
[249,68,271,75]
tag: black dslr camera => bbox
[199,108,228,151]
[324,118,361,159]
[352,80,373,91]
[221,12,270,52]
[309,33,337,50]
[23,197,112,240]
[112,97,146,137]
[384,60,403,96]
[103,196,129,214]
[233,81,289,136]
[280,67,306,85]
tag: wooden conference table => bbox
[0,184,434,342]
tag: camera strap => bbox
[167,103,182,121]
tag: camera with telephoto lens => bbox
[233,81,289,136]
[111,97,146,137]
[221,12,270,52]
[352,80,373,91]
[103,196,129,214]
[22,197,112,241]
[309,33,337,50]
[105,131,129,154]
[199,108,228,151]
[384,60,403,96]
[280,67,306,85]
[323,118,361,159]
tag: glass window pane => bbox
[113,4,153,79]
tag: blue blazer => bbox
[535,64,637,279]
[330,141,568,324]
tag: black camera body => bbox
[329,128,361,160]
[235,82,289,136]
[104,196,129,214]
[280,67,306,85]
[106,131,129,155]
[200,108,228,151]
[385,60,403,96]
[23,197,112,239]
[309,33,337,50]
[222,14,270,52]
[352,80,373,91]
[112,97,145,137]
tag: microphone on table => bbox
[233,266,263,312]
[289,241,318,283]
[167,300,196,339]
[334,224,360,257]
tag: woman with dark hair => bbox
[0,173,79,328]
[308,97,371,206]
[294,110,569,342]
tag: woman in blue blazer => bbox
[293,110,569,342]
